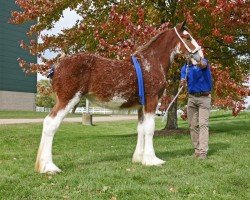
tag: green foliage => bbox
[0,111,249,199]
[36,79,55,108]
[177,0,249,74]
[36,79,86,109]
[78,98,86,107]
[36,95,55,108]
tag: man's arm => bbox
[199,58,208,69]
[180,64,187,87]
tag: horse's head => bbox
[174,21,204,65]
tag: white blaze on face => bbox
[170,43,181,64]
[183,30,204,60]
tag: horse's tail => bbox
[46,66,55,79]
[46,53,66,79]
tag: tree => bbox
[11,0,250,130]
[72,98,86,114]
[176,0,250,117]
[36,80,55,108]
[36,79,86,113]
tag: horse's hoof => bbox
[132,153,143,163]
[142,155,166,166]
[37,162,62,174]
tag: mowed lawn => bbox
[0,110,83,119]
[0,111,249,200]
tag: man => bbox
[180,58,212,159]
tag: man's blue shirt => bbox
[181,61,212,94]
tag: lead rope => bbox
[162,64,189,122]
[161,85,184,122]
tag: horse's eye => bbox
[187,37,192,41]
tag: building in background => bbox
[0,1,37,111]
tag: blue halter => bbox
[131,56,145,105]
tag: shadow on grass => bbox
[210,113,231,119]
[60,141,231,172]
[62,154,131,169]
[158,142,230,159]
[208,142,231,156]
[158,148,193,159]
[81,133,137,139]
[210,121,250,135]
[83,129,190,139]
[69,142,230,169]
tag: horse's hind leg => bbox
[35,92,81,173]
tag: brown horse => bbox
[36,22,204,173]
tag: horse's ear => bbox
[176,20,187,32]
[182,20,187,30]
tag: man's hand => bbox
[199,58,208,69]
[180,79,186,87]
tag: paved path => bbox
[0,115,138,125]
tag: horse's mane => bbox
[135,29,170,54]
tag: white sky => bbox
[37,8,81,81]
[37,9,250,107]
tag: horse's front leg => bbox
[141,113,165,165]
[132,108,145,163]
[142,97,165,166]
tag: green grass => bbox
[0,111,249,199]
[0,110,84,119]
[0,110,110,119]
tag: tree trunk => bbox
[71,103,79,114]
[164,99,178,129]
[164,84,179,130]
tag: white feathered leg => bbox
[36,115,63,174]
[35,92,81,174]
[142,113,165,166]
[132,121,144,163]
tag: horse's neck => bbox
[137,30,178,72]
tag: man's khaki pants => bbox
[187,94,211,154]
